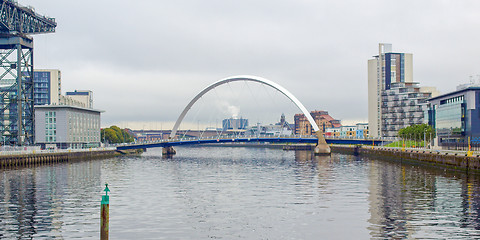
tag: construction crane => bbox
[0,0,57,145]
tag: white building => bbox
[368,43,437,138]
[368,43,413,138]
[66,90,94,109]
[34,105,103,149]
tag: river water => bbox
[1,146,480,239]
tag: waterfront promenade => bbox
[0,147,118,168]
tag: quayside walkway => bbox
[333,145,480,173]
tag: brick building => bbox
[294,110,341,135]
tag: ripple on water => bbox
[1,147,480,239]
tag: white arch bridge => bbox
[117,75,386,154]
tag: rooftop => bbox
[429,87,480,101]
[34,104,104,113]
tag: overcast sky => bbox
[20,0,480,129]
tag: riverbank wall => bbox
[331,145,480,172]
[0,149,141,168]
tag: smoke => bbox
[217,101,240,118]
[227,105,240,118]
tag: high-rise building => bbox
[33,69,61,105]
[368,43,413,138]
[368,43,437,138]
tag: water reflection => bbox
[1,148,480,239]
[367,158,480,239]
[0,161,102,239]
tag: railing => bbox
[115,134,394,148]
[117,134,318,146]
[0,146,116,156]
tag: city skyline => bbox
[19,0,480,129]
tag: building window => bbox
[45,111,57,142]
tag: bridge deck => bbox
[116,136,389,151]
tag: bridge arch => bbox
[170,75,320,138]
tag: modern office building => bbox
[33,69,61,105]
[34,105,103,149]
[368,43,437,138]
[426,86,480,148]
[222,117,248,131]
[294,110,341,135]
[66,90,93,109]
[0,66,98,146]
[32,70,90,108]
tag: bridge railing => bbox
[112,134,320,147]
[112,134,394,148]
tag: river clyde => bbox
[1,147,480,239]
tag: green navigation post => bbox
[101,183,110,240]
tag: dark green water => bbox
[1,147,480,239]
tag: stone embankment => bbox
[0,148,142,168]
[332,145,480,172]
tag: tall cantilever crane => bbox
[0,0,57,145]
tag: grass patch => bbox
[384,140,426,148]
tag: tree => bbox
[101,126,135,143]
[398,124,435,142]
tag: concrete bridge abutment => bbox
[162,146,176,155]
[314,131,331,155]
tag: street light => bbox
[424,129,426,150]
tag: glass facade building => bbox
[33,71,51,105]
[24,69,61,106]
[222,117,248,131]
[427,87,480,147]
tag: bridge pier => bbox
[162,146,176,155]
[314,131,331,155]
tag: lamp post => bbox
[424,129,426,150]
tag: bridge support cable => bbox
[212,87,226,139]
[169,75,330,155]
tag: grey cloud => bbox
[20,0,480,127]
